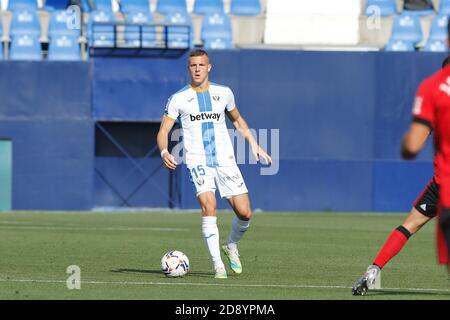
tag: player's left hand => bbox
[252,145,272,165]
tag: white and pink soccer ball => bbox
[160,250,190,277]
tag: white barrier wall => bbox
[264,0,362,45]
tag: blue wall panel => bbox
[0,61,90,120]
[372,160,433,212]
[95,157,170,208]
[209,51,377,161]
[0,51,445,212]
[92,57,189,120]
[0,61,93,210]
[0,120,94,210]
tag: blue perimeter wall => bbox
[0,50,445,212]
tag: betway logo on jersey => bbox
[190,112,221,122]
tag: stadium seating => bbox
[94,0,113,12]
[384,39,415,51]
[123,10,158,47]
[48,9,81,37]
[203,37,232,49]
[119,0,150,14]
[45,0,93,11]
[193,0,224,15]
[364,0,397,16]
[423,38,448,52]
[8,7,42,60]
[10,8,41,36]
[230,0,262,16]
[88,9,116,47]
[47,34,81,60]
[201,12,232,48]
[428,15,449,41]
[439,0,450,15]
[389,13,423,44]
[9,34,42,60]
[8,0,38,11]
[164,11,194,49]
[156,0,187,15]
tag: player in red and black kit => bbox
[352,56,450,296]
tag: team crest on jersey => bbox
[196,177,205,185]
[212,95,220,102]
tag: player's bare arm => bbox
[401,122,432,160]
[157,116,178,170]
[226,107,272,164]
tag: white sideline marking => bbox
[0,278,449,293]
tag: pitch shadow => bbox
[110,268,213,277]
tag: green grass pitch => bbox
[0,211,449,300]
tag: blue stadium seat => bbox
[10,8,41,36]
[439,0,450,15]
[193,0,224,15]
[88,9,116,47]
[230,0,261,16]
[94,0,113,12]
[428,15,449,41]
[156,0,187,15]
[48,34,81,60]
[364,0,396,16]
[120,0,149,14]
[123,11,158,47]
[384,39,415,51]
[45,0,93,12]
[164,11,194,49]
[8,0,38,11]
[203,37,232,49]
[201,12,232,48]
[9,34,41,60]
[390,13,423,44]
[423,39,448,52]
[48,10,81,37]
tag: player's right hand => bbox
[162,152,178,170]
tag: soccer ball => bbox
[160,250,190,277]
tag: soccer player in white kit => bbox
[157,50,272,278]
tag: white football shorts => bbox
[187,164,248,199]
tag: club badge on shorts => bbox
[196,177,205,185]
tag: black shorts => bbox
[413,177,440,218]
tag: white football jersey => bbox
[164,82,237,167]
